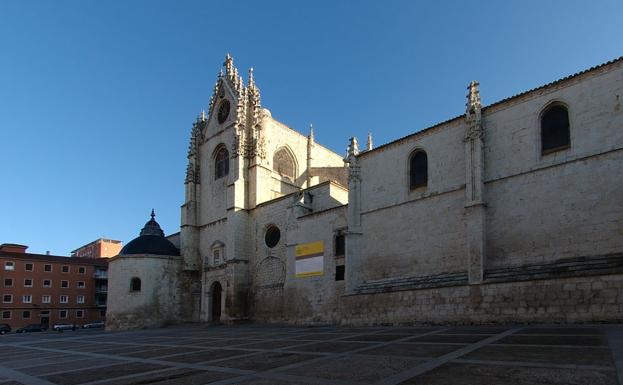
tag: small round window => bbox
[265,225,280,248]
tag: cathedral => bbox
[106,55,623,330]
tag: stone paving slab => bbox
[281,354,426,383]
[518,327,603,335]
[41,363,168,385]
[91,368,204,385]
[121,346,205,359]
[342,334,411,342]
[214,352,318,371]
[496,334,608,346]
[20,358,125,376]
[2,355,86,370]
[400,362,618,385]
[285,341,374,354]
[407,334,492,344]
[234,340,312,350]
[464,345,614,366]
[158,349,246,363]
[359,343,469,358]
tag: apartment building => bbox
[71,238,122,259]
[0,244,108,329]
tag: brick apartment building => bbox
[71,238,122,259]
[0,243,108,329]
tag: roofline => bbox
[0,251,109,266]
[254,179,342,209]
[359,55,623,158]
[267,115,342,159]
[70,238,123,253]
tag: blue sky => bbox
[0,0,621,255]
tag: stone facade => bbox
[112,55,623,329]
[106,254,186,330]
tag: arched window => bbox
[214,147,229,179]
[409,150,428,189]
[273,148,295,182]
[541,104,570,154]
[130,277,141,292]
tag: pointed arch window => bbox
[541,104,570,155]
[273,148,295,182]
[409,150,428,189]
[214,147,229,179]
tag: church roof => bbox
[119,210,180,256]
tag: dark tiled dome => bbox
[120,210,180,256]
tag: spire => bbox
[466,80,481,114]
[347,137,359,158]
[224,53,233,75]
[308,124,315,142]
[151,209,155,220]
[366,132,373,151]
[200,110,206,122]
[248,67,255,88]
[465,80,484,141]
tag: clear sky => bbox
[0,0,621,255]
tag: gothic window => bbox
[541,104,570,154]
[409,150,428,189]
[273,148,296,182]
[214,146,229,179]
[130,277,141,292]
[335,230,345,256]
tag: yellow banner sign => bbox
[295,241,324,277]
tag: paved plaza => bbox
[0,324,622,385]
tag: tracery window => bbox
[265,225,281,248]
[541,104,570,154]
[409,150,428,189]
[273,148,296,182]
[214,146,229,179]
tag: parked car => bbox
[52,323,75,331]
[82,320,104,329]
[16,324,47,333]
[0,323,11,335]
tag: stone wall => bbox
[106,254,184,330]
[339,273,623,325]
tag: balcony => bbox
[95,286,108,293]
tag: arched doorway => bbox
[211,282,222,322]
